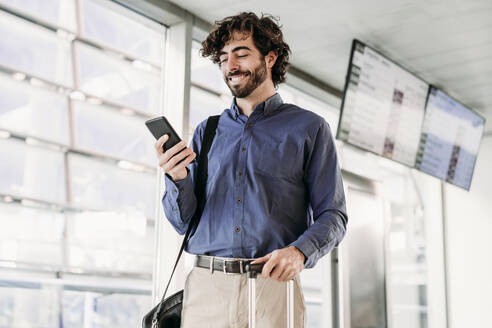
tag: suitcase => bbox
[245,263,295,328]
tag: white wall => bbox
[444,135,492,327]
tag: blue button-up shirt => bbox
[162,93,347,268]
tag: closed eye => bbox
[219,54,248,65]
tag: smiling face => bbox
[219,32,269,98]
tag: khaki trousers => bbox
[180,261,306,328]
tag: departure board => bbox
[415,87,485,190]
[337,40,429,167]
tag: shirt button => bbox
[241,147,246,151]
[235,226,240,232]
[173,189,177,193]
[246,123,251,129]
[237,199,241,203]
[238,171,243,176]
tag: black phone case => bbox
[145,116,182,152]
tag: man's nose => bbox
[226,57,240,73]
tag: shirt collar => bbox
[230,93,284,119]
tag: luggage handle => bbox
[245,263,264,279]
[245,262,295,328]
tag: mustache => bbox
[227,71,249,78]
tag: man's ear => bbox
[265,50,278,69]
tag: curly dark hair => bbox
[200,12,291,87]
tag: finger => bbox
[171,152,196,171]
[160,149,183,171]
[167,153,196,176]
[278,269,294,282]
[157,153,167,169]
[154,134,169,153]
[163,152,193,175]
[163,141,187,163]
[270,265,286,281]
[261,257,277,278]
[251,254,271,264]
[165,147,193,168]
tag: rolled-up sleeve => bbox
[162,121,205,235]
[291,121,348,269]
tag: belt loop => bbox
[209,256,215,274]
[239,260,243,274]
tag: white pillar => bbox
[152,11,193,304]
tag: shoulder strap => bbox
[193,114,220,222]
[159,115,220,303]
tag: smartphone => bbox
[145,116,182,152]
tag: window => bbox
[72,101,156,165]
[0,138,66,203]
[81,0,164,65]
[0,1,165,326]
[0,203,64,265]
[0,73,70,145]
[0,10,73,87]
[188,40,231,140]
[75,41,161,113]
[69,153,156,219]
[66,211,154,273]
[278,83,340,135]
[0,0,77,31]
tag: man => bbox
[155,12,347,327]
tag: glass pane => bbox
[0,285,151,327]
[0,72,70,145]
[66,211,154,273]
[72,100,156,165]
[296,92,340,134]
[76,41,161,113]
[191,40,230,95]
[278,84,340,135]
[81,0,164,66]
[189,86,231,137]
[63,290,151,328]
[0,202,63,265]
[385,172,429,328]
[277,84,296,103]
[306,302,322,328]
[300,255,330,327]
[0,138,66,203]
[69,153,156,219]
[0,10,73,87]
[0,286,60,327]
[0,0,77,31]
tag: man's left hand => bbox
[250,246,305,282]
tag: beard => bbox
[224,59,268,98]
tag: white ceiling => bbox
[168,0,492,132]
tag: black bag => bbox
[142,115,220,328]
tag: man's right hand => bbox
[155,134,196,181]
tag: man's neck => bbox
[236,81,276,117]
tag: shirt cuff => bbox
[290,236,318,269]
[164,170,193,200]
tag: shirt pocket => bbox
[253,140,301,181]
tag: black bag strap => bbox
[153,115,220,317]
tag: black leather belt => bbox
[194,255,253,274]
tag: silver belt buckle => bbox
[222,258,235,275]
